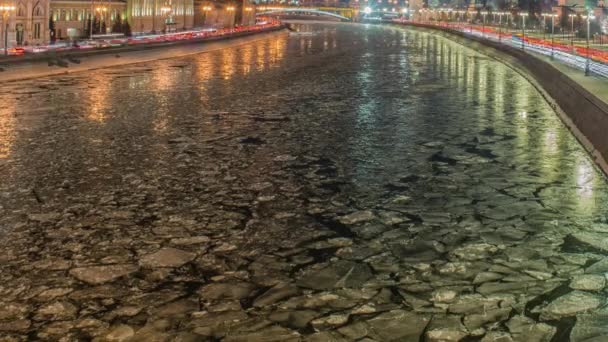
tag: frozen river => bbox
[0,22,607,341]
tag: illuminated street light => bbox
[95,6,109,34]
[226,6,235,29]
[542,12,558,59]
[583,11,595,76]
[497,11,505,42]
[569,13,576,49]
[160,6,172,33]
[481,10,488,38]
[521,12,528,50]
[364,6,372,14]
[0,4,15,56]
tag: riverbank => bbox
[0,25,286,82]
[395,22,608,176]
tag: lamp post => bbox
[89,1,94,39]
[542,12,547,40]
[498,11,502,41]
[0,4,15,56]
[498,12,505,42]
[551,13,556,59]
[160,5,171,33]
[481,10,487,38]
[226,5,235,28]
[202,5,212,25]
[96,6,107,34]
[244,6,253,25]
[583,11,595,76]
[569,13,576,49]
[521,12,528,50]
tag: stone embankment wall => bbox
[399,22,608,175]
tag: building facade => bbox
[193,0,256,28]
[127,0,194,34]
[2,0,256,48]
[0,0,50,48]
[50,0,127,40]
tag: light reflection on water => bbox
[0,97,16,159]
[0,23,606,220]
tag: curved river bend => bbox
[0,22,607,341]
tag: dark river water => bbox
[0,22,607,341]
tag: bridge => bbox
[255,6,356,21]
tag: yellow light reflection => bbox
[240,45,253,75]
[150,67,177,132]
[576,156,595,200]
[86,75,111,123]
[543,128,558,155]
[152,66,177,91]
[0,97,16,158]
[220,49,236,80]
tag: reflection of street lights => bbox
[583,11,595,76]
[0,5,16,56]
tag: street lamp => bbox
[541,12,547,40]
[0,4,16,56]
[497,11,504,42]
[520,12,528,50]
[160,5,171,33]
[481,10,488,38]
[550,13,557,59]
[202,5,212,25]
[226,5,235,28]
[96,6,107,34]
[583,11,595,76]
[569,13,576,49]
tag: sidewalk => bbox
[0,23,282,65]
[0,26,286,82]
